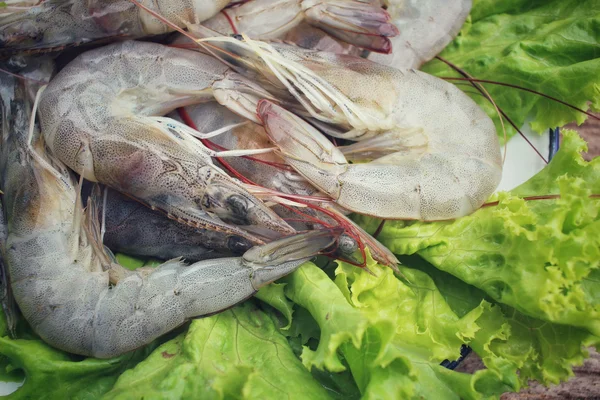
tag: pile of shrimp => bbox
[0,0,506,358]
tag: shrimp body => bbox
[38,40,294,243]
[0,0,230,54]
[201,0,399,53]
[207,39,501,220]
[1,75,338,358]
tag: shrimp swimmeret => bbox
[0,74,340,358]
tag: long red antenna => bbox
[482,194,600,208]
[440,77,600,122]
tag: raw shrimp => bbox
[0,56,53,338]
[37,40,295,244]
[0,75,340,358]
[201,0,399,53]
[368,0,472,69]
[0,0,397,55]
[0,0,230,54]
[176,102,399,267]
[201,37,502,220]
[90,184,254,262]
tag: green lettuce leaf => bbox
[103,302,332,400]
[284,260,513,399]
[285,254,596,398]
[254,282,294,330]
[0,337,158,399]
[422,0,600,139]
[354,131,600,336]
[404,255,598,386]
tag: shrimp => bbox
[37,40,296,244]
[199,0,468,65]
[368,0,472,69]
[200,0,399,53]
[0,0,397,55]
[0,0,230,54]
[0,56,53,338]
[176,102,399,267]
[92,185,255,262]
[269,0,472,68]
[0,75,340,358]
[201,37,502,220]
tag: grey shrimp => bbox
[1,75,339,358]
[38,40,294,243]
[1,0,396,55]
[200,37,502,220]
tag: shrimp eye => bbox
[227,235,253,255]
[226,195,250,223]
[337,234,358,256]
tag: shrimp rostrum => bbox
[0,75,340,358]
[201,37,502,220]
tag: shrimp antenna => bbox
[440,77,600,123]
[435,56,550,164]
[434,56,510,165]
[482,194,600,208]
